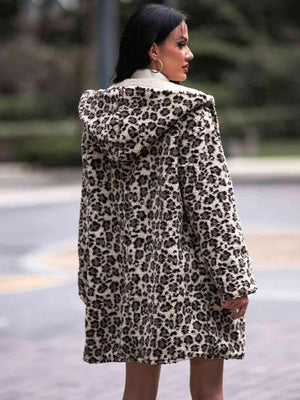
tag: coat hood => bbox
[78,84,215,164]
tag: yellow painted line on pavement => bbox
[38,232,300,273]
[39,247,78,270]
[244,232,300,269]
[0,317,9,328]
[2,230,298,297]
[0,274,67,295]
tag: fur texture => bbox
[77,72,258,365]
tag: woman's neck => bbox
[130,68,170,82]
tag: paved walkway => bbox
[226,156,300,182]
[0,157,300,208]
[1,157,300,186]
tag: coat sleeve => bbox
[178,97,258,303]
[77,89,95,306]
[77,178,89,305]
[78,89,95,125]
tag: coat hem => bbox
[82,352,245,366]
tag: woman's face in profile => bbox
[148,20,194,82]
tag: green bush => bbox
[0,119,82,166]
[13,135,82,167]
[219,104,300,138]
[0,119,79,137]
[0,94,53,120]
[259,139,300,157]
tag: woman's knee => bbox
[190,387,223,400]
[189,357,224,400]
[123,361,162,400]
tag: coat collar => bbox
[130,68,170,82]
[108,70,212,101]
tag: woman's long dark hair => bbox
[111,3,188,85]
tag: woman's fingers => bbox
[221,296,249,318]
[220,299,232,308]
[222,296,248,308]
[229,306,247,319]
[221,299,241,310]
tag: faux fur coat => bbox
[77,68,258,365]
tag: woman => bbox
[77,3,258,400]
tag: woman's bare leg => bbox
[122,361,162,400]
[189,357,224,400]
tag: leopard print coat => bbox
[77,71,258,365]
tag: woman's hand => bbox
[220,296,249,319]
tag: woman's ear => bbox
[148,42,159,62]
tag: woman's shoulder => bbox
[78,79,216,124]
[108,78,215,104]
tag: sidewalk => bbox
[227,156,300,182]
[0,157,300,188]
[0,162,81,207]
[1,157,300,207]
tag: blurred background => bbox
[0,1,299,399]
[1,0,300,164]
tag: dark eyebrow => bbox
[176,35,188,41]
